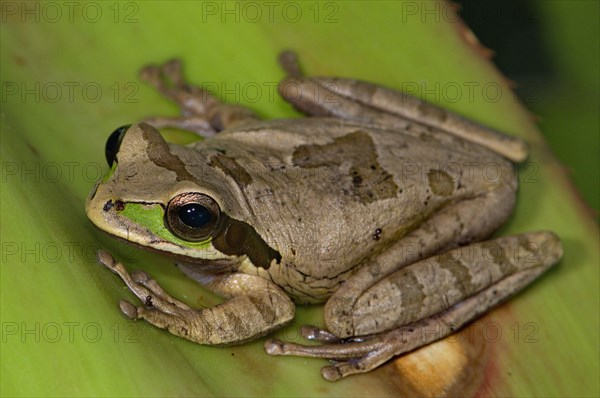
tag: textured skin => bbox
[89,118,517,304]
[87,55,562,378]
[188,117,517,304]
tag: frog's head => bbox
[86,123,280,269]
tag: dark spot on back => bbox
[292,131,398,203]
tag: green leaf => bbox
[1,1,598,396]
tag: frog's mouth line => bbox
[87,198,242,266]
[91,224,244,269]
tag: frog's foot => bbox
[266,238,562,382]
[265,331,396,381]
[138,59,219,136]
[140,58,218,117]
[139,59,259,134]
[97,250,197,329]
[129,269,192,310]
[267,309,463,381]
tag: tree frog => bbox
[86,51,562,381]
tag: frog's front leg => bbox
[265,231,562,380]
[97,251,294,345]
[140,59,260,136]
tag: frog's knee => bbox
[323,296,356,338]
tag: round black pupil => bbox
[177,203,212,228]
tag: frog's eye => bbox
[105,125,131,166]
[166,193,221,241]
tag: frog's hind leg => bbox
[140,59,260,136]
[277,51,528,162]
[265,231,562,380]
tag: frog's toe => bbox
[321,364,344,381]
[264,336,378,359]
[264,333,396,380]
[97,250,118,272]
[264,336,372,380]
[119,299,139,319]
[97,250,193,314]
[131,271,192,310]
[263,339,286,355]
[320,358,374,381]
[97,251,153,299]
[131,269,150,283]
[118,297,179,322]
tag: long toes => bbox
[97,250,118,271]
[135,275,192,310]
[130,270,169,298]
[321,364,344,381]
[263,336,382,381]
[264,339,286,355]
[321,361,362,381]
[108,267,162,310]
[264,334,396,380]
[97,251,142,288]
[263,338,375,360]
[119,300,139,319]
[131,270,150,284]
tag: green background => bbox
[1,1,598,397]
[459,0,599,217]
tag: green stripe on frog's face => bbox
[118,202,213,249]
[108,201,281,269]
